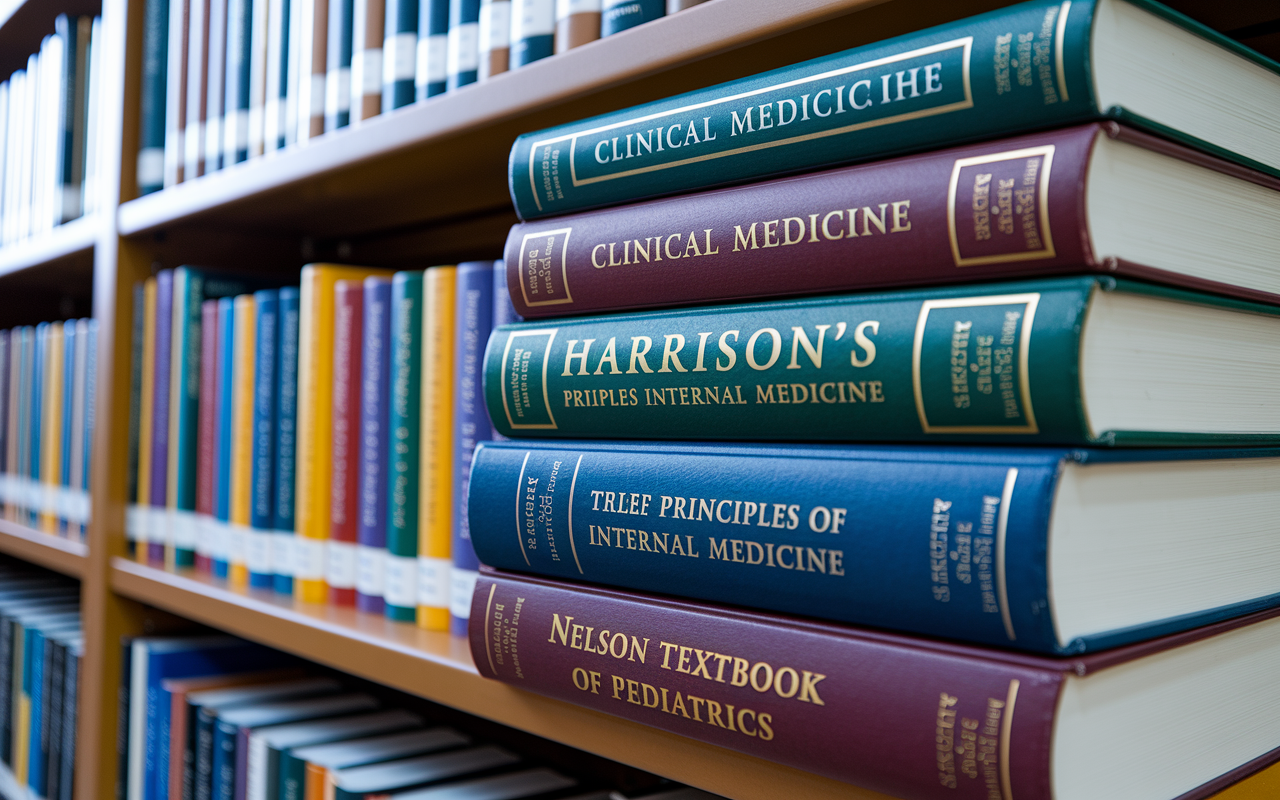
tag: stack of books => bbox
[136,0,709,194]
[0,320,98,540]
[121,631,725,800]
[125,262,516,631]
[464,1,1280,798]
[0,14,107,246]
[0,557,81,800]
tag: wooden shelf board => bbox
[0,518,88,577]
[0,214,100,279]
[109,558,893,800]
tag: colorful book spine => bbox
[138,0,170,194]
[600,0,658,35]
[229,294,257,586]
[212,297,235,578]
[184,0,211,176]
[273,287,301,594]
[476,0,509,81]
[136,281,157,559]
[150,271,174,564]
[553,0,598,55]
[445,0,479,91]
[350,0,383,122]
[25,328,40,527]
[325,0,354,130]
[164,0,189,186]
[384,271,423,623]
[204,0,227,171]
[449,261,493,634]
[416,266,455,631]
[249,290,280,589]
[196,299,219,573]
[80,320,97,536]
[168,269,204,567]
[39,324,62,533]
[223,0,253,165]
[58,322,76,533]
[509,0,552,68]
[328,281,362,606]
[356,278,391,614]
[382,0,417,108]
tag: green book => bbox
[484,276,1280,446]
[507,0,1280,219]
[385,272,424,622]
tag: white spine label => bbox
[512,0,554,39]
[479,1,511,51]
[248,529,274,574]
[417,556,450,607]
[326,540,357,588]
[293,537,326,580]
[446,23,479,76]
[384,32,418,83]
[556,0,600,18]
[449,568,479,619]
[356,545,385,597]
[383,554,418,608]
[272,533,295,576]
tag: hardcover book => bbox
[357,278,392,614]
[417,266,456,631]
[385,271,424,623]
[508,0,1280,219]
[329,280,363,606]
[274,287,301,594]
[250,290,280,588]
[483,276,1280,445]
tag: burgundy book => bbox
[471,570,1280,800]
[194,299,218,574]
[328,281,363,606]
[504,122,1280,318]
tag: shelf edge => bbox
[0,518,89,577]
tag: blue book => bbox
[509,0,552,68]
[223,0,252,164]
[82,320,98,536]
[356,278,392,615]
[213,298,236,578]
[601,0,660,35]
[414,0,448,100]
[449,261,493,635]
[26,619,79,798]
[137,0,169,193]
[273,288,301,595]
[249,291,280,589]
[383,0,418,108]
[445,0,479,91]
[59,323,75,531]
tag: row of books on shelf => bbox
[122,631,719,800]
[0,559,82,800]
[137,0,710,193]
[125,261,509,632]
[0,14,108,246]
[0,322,97,540]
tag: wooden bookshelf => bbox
[0,519,88,577]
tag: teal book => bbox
[137,0,169,194]
[59,323,75,532]
[273,288,300,595]
[385,272,423,622]
[507,0,1280,219]
[250,290,280,588]
[484,276,1280,446]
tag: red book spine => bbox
[505,124,1111,319]
[471,570,1064,800]
[328,281,363,606]
[194,300,218,574]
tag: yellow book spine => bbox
[13,693,28,783]
[294,265,394,603]
[417,266,456,630]
[40,324,64,533]
[136,278,157,561]
[1211,760,1280,798]
[230,294,257,587]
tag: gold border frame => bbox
[517,228,576,308]
[1055,1,1072,103]
[500,329,560,430]
[947,145,1056,267]
[911,292,1040,434]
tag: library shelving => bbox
[0,0,1275,798]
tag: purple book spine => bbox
[150,270,174,565]
[356,278,392,614]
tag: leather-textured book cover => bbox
[385,271,423,623]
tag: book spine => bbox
[469,439,1065,651]
[385,271,423,622]
[151,272,174,562]
[165,0,189,186]
[5,332,19,521]
[263,0,287,150]
[0,332,8,513]
[196,300,219,573]
[57,645,76,800]
[39,324,63,533]
[505,125,1096,318]
[350,0,383,121]
[213,297,236,578]
[284,0,301,147]
[24,630,42,790]
[28,327,43,528]
[195,708,216,800]
[450,261,493,634]
[224,0,253,164]
[328,281,362,606]
[600,0,658,36]
[476,0,508,81]
[509,0,552,69]
[417,266,456,631]
[383,0,417,108]
[324,0,354,131]
[249,291,280,588]
[212,720,236,800]
[171,270,202,566]
[356,278,392,614]
[666,0,706,11]
[471,570,1061,800]
[136,282,156,559]
[553,0,598,54]
[446,0,479,90]
[204,0,227,170]
[82,320,98,536]
[184,0,210,176]
[60,322,76,532]
[512,0,1096,219]
[230,294,258,586]
[308,0,330,138]
[247,0,270,157]
[483,277,1094,444]
[138,0,169,194]
[274,288,301,595]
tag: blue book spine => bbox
[509,0,552,68]
[212,720,237,800]
[30,325,45,526]
[25,628,44,794]
[82,321,98,536]
[326,0,355,130]
[445,0,479,91]
[383,0,418,109]
[449,261,493,635]
[600,0,660,35]
[137,0,169,194]
[415,0,448,100]
[60,323,76,529]
[223,0,252,164]
[213,298,236,578]
[356,279,392,614]
[273,288,301,595]
[489,261,519,444]
[250,291,280,588]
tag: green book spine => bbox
[484,276,1280,446]
[384,271,423,622]
[277,749,305,800]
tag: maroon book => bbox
[471,569,1280,800]
[194,299,218,574]
[327,281,362,607]
[504,122,1280,318]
